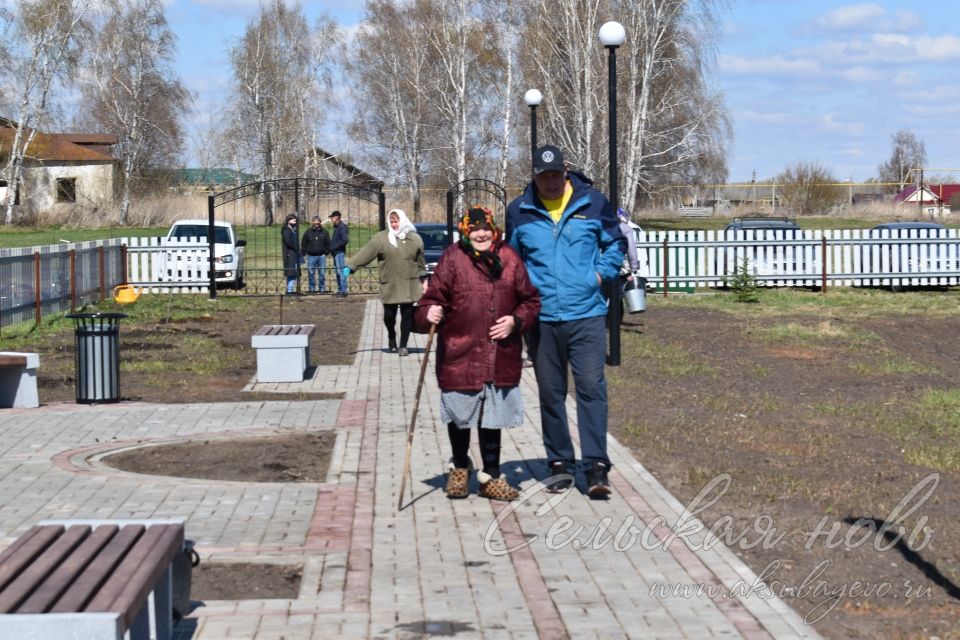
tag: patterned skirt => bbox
[440,383,523,429]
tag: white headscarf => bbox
[387,208,417,247]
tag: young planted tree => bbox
[878,129,926,193]
[78,0,190,226]
[223,0,338,224]
[0,0,90,224]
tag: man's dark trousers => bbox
[528,315,610,467]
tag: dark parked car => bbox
[724,217,802,233]
[721,217,812,279]
[867,221,954,286]
[417,223,458,275]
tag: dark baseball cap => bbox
[533,145,566,175]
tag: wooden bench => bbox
[0,519,186,640]
[0,352,39,409]
[251,324,315,383]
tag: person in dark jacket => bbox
[302,216,330,293]
[415,207,540,501]
[328,210,349,296]
[281,213,301,294]
[507,144,625,497]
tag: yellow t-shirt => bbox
[540,182,573,223]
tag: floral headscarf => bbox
[387,208,417,248]
[458,206,503,279]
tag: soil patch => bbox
[612,306,960,639]
[191,563,302,600]
[105,431,337,483]
[26,295,366,404]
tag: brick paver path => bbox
[0,298,820,639]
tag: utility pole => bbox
[918,168,924,214]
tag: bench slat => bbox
[0,355,28,367]
[0,526,44,567]
[0,526,64,593]
[18,525,117,614]
[0,525,90,613]
[255,324,315,338]
[90,525,184,628]
[50,525,143,614]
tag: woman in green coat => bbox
[344,208,425,356]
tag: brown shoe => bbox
[445,459,472,499]
[477,471,519,501]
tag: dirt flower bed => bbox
[611,299,960,639]
[1,294,367,404]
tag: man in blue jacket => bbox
[329,210,349,296]
[507,145,625,497]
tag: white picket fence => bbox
[635,228,960,289]
[119,228,960,295]
[123,236,209,293]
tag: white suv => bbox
[162,220,247,288]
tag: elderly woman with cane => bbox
[415,207,540,501]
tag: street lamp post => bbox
[524,89,542,168]
[599,20,625,367]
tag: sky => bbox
[164,0,960,184]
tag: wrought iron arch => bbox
[206,177,386,296]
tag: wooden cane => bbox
[398,323,437,511]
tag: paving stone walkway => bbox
[0,298,821,639]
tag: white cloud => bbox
[898,84,960,103]
[821,113,865,135]
[892,70,920,87]
[811,34,960,65]
[802,3,923,34]
[719,54,820,77]
[838,66,882,83]
[903,103,960,118]
[736,109,791,125]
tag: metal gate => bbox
[445,179,507,239]
[208,178,385,296]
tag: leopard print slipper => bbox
[445,458,472,499]
[477,471,519,501]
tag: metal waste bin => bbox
[66,312,127,404]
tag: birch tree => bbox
[521,0,729,209]
[618,0,730,210]
[348,0,434,218]
[223,0,338,224]
[479,0,527,188]
[524,0,603,178]
[423,0,495,187]
[878,129,926,192]
[79,0,190,225]
[0,0,90,224]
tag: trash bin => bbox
[66,312,127,404]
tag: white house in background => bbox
[0,118,117,218]
[894,184,960,217]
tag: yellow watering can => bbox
[113,284,142,304]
